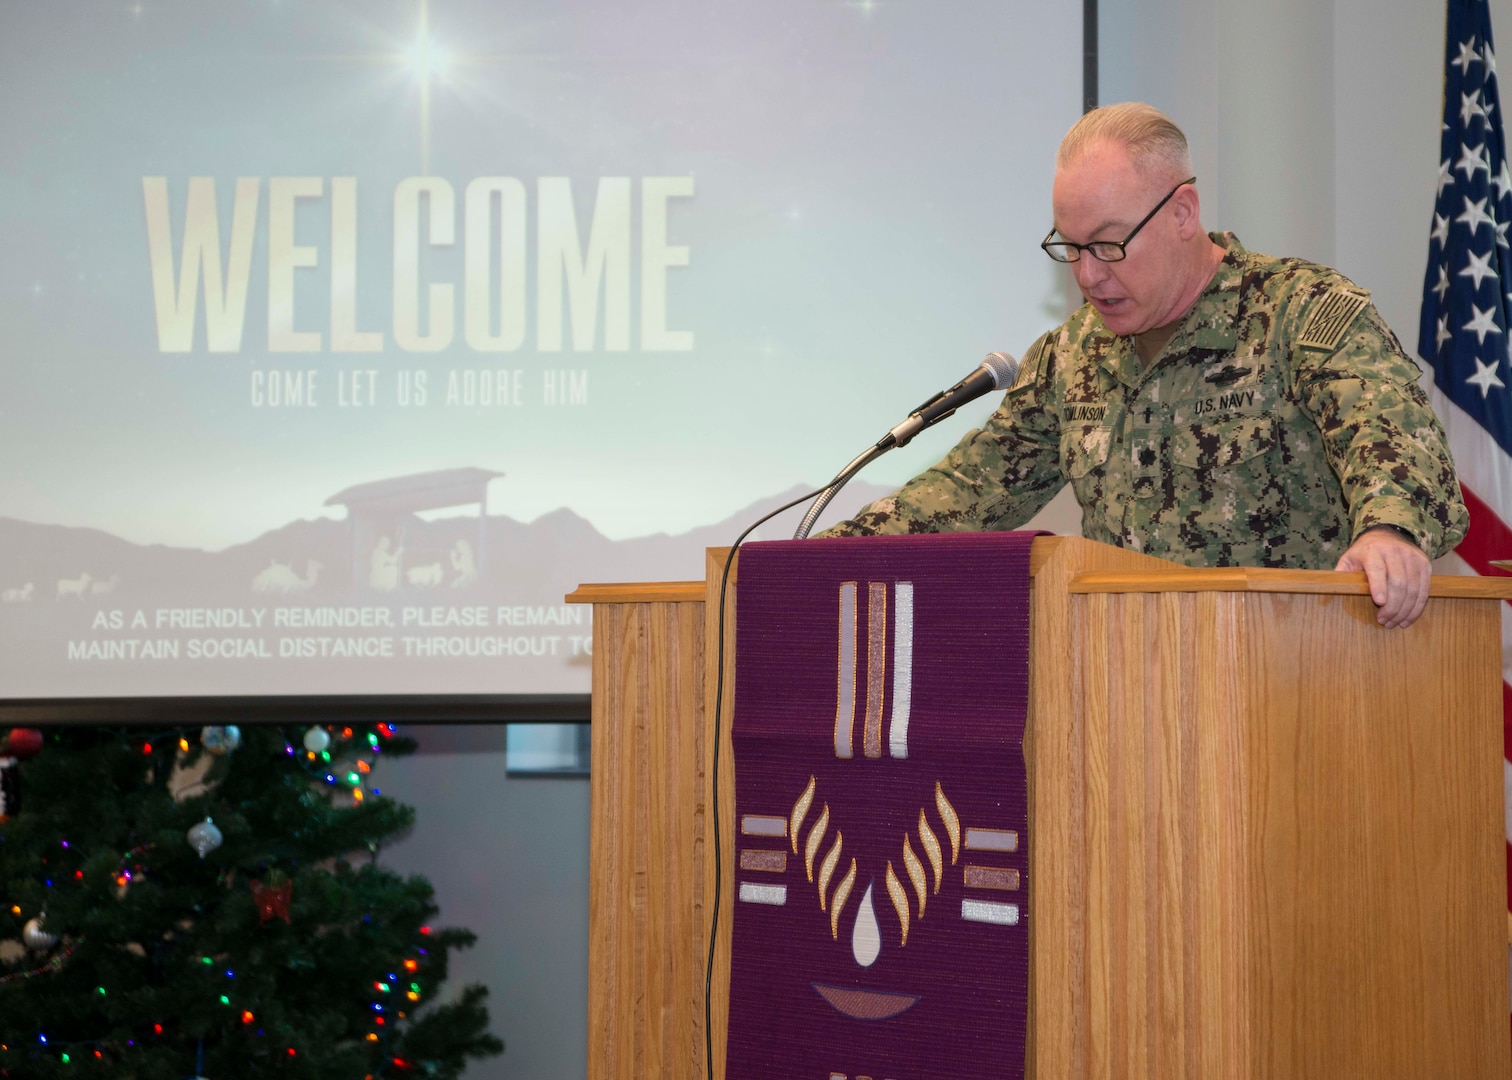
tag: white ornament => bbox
[200,725,241,755]
[186,817,224,859]
[23,915,58,951]
[302,726,331,753]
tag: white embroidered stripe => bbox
[738,882,788,906]
[961,898,1020,926]
[835,582,857,759]
[964,827,1019,852]
[740,815,788,837]
[888,581,914,759]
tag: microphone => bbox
[881,351,1019,449]
[792,350,1020,539]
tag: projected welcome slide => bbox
[0,1,1080,697]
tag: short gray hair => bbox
[1057,102,1193,180]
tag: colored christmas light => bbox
[0,724,499,1073]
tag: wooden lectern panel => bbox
[573,537,1512,1080]
[1032,547,1508,1080]
[1241,591,1504,1079]
[581,594,708,1080]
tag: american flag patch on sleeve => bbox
[1297,287,1371,350]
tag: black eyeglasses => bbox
[1041,177,1197,263]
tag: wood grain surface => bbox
[576,536,1510,1080]
[584,595,707,1080]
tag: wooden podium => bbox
[566,536,1512,1080]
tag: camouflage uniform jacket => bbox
[827,234,1468,568]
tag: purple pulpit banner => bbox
[728,532,1036,1080]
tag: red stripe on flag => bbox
[1457,482,1512,583]
[1503,676,1512,762]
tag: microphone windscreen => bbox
[982,351,1019,389]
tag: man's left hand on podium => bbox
[1334,525,1432,629]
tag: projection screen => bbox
[0,1,1083,698]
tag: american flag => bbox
[1417,0,1512,1017]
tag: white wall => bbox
[1105,0,1512,349]
[376,727,589,1080]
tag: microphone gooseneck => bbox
[792,351,1019,540]
[882,350,1019,450]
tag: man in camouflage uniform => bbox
[824,103,1467,629]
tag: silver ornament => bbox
[22,915,57,951]
[302,726,331,753]
[186,817,223,859]
[200,725,241,755]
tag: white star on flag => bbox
[1494,158,1512,198]
[1463,301,1502,342]
[1434,264,1451,299]
[1432,212,1451,245]
[1457,194,1497,233]
[1422,2,1512,1040]
[1463,90,1488,126]
[1461,247,1499,289]
[1465,356,1507,395]
[1457,140,1492,177]
[1438,158,1456,196]
[1455,37,1483,74]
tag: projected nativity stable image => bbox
[0,0,1082,697]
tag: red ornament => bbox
[4,729,42,760]
[250,878,293,924]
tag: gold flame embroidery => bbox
[790,776,817,854]
[804,803,830,882]
[935,782,960,864]
[917,809,943,894]
[884,861,910,946]
[817,832,843,912]
[830,859,858,940]
[902,835,927,919]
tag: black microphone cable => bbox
[701,349,1017,1080]
[704,481,832,1080]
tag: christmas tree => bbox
[0,722,503,1079]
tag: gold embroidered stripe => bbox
[864,582,887,758]
[739,849,788,873]
[964,864,1020,891]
